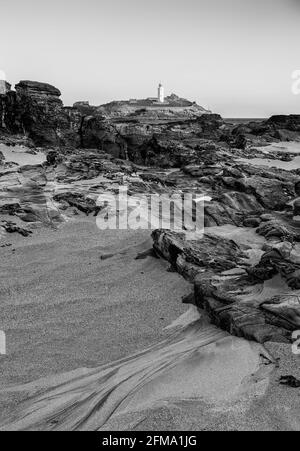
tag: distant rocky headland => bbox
[94,92,210,119]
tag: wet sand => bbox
[238,140,300,171]
[2,300,299,431]
[0,218,190,420]
[0,307,275,431]
[0,144,46,166]
[239,156,300,171]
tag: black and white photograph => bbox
[0,0,300,434]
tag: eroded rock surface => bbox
[152,228,300,343]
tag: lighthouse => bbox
[158,83,164,103]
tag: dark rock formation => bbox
[152,229,300,343]
[80,116,126,157]
[231,115,300,146]
[14,81,64,145]
[267,115,300,132]
[152,229,246,278]
[1,221,32,237]
[16,81,61,97]
[294,198,300,216]
[0,81,75,146]
[0,89,18,132]
[53,193,101,216]
[280,376,300,388]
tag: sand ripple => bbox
[1,307,274,431]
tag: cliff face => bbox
[1,81,63,144]
[0,81,83,146]
[0,81,128,153]
[14,81,65,145]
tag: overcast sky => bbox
[1,0,300,117]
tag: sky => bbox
[0,0,300,117]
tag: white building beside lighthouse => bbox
[158,83,164,103]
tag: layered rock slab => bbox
[152,229,300,343]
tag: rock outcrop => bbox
[152,228,300,343]
[14,81,65,145]
[0,81,80,146]
[231,115,300,146]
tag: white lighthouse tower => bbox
[158,83,164,103]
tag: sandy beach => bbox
[0,217,191,421]
[0,217,192,384]
[0,216,299,430]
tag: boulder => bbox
[243,217,261,228]
[151,228,300,343]
[14,81,64,146]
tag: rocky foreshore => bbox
[1,79,300,347]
